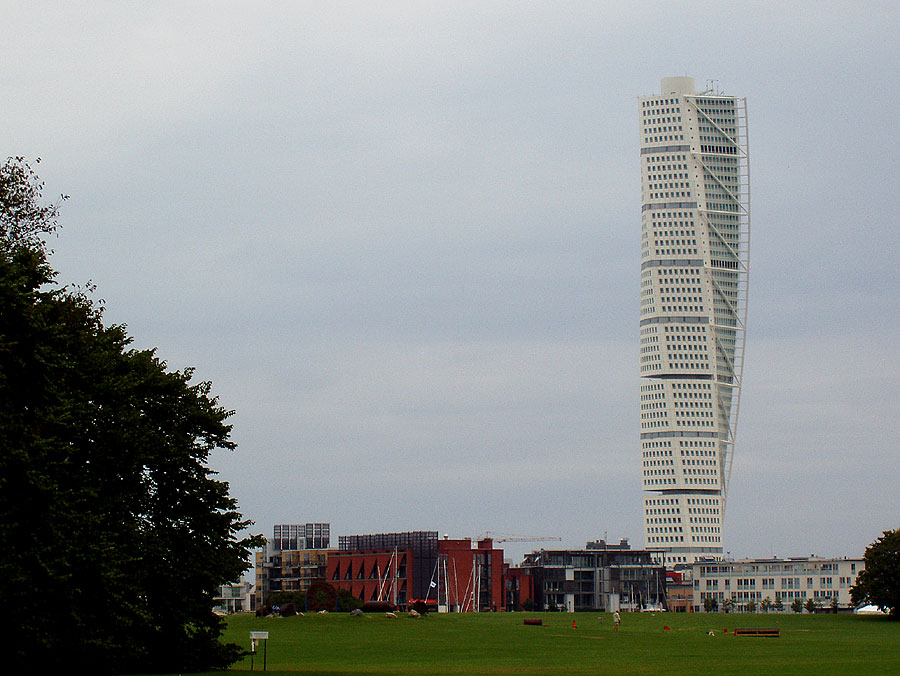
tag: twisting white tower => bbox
[639,77,749,567]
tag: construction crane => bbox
[476,532,562,544]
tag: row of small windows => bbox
[651,230,697,241]
[700,144,738,155]
[648,518,681,528]
[645,497,680,506]
[641,98,682,108]
[698,133,736,148]
[641,441,671,452]
[674,390,710,399]
[650,207,693,218]
[653,238,697,249]
[641,448,672,458]
[658,269,703,281]
[646,134,684,143]
[674,382,710,390]
[647,183,687,196]
[645,153,689,167]
[699,115,735,127]
[642,105,682,117]
[667,334,706,344]
[647,183,690,194]
[659,304,704,313]
[676,404,711,414]
[656,288,703,298]
[692,526,720,535]
[698,131,736,144]
[659,293,702,304]
[695,98,735,109]
[640,382,665,392]
[684,467,715,476]
[681,439,716,449]
[648,526,682,535]
[650,224,696,236]
[644,124,682,135]
[653,249,699,257]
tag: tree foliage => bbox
[851,528,900,618]
[0,156,64,249]
[265,590,309,609]
[0,157,262,672]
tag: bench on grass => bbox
[734,627,780,637]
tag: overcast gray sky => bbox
[5,1,899,564]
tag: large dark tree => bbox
[851,528,900,618]
[0,157,262,672]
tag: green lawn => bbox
[149,611,899,676]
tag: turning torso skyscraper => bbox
[638,77,749,567]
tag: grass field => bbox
[149,611,899,676]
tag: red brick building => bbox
[437,538,505,612]
[327,532,505,611]
[328,548,413,606]
[504,564,537,610]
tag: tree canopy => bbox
[0,157,262,672]
[851,528,900,618]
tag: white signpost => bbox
[249,631,269,671]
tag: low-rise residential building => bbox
[665,570,694,612]
[520,540,667,612]
[213,580,254,614]
[692,556,865,612]
[504,563,537,611]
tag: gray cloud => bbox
[4,1,899,562]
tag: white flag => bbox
[430,581,437,588]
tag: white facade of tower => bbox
[639,77,749,568]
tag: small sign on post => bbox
[249,631,269,671]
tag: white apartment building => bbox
[213,580,255,614]
[639,77,750,567]
[692,557,865,612]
